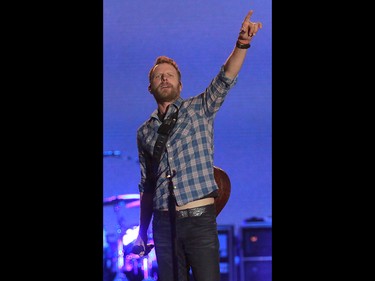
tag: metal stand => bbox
[166,170,179,281]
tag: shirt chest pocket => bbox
[169,117,195,147]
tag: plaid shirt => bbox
[137,65,237,210]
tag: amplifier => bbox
[241,222,272,257]
[240,222,272,281]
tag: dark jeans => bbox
[152,204,220,281]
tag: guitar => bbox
[213,166,231,216]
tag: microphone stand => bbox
[166,169,179,281]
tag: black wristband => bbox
[236,41,251,49]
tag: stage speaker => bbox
[242,258,272,281]
[240,222,272,281]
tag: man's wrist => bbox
[236,40,251,49]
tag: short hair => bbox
[148,56,181,83]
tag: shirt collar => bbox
[151,97,183,121]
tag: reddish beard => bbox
[152,84,180,103]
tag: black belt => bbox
[155,204,215,219]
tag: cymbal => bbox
[125,200,140,208]
[103,193,140,206]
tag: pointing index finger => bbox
[244,10,253,22]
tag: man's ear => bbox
[179,81,183,91]
[148,85,152,93]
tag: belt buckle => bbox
[178,209,189,218]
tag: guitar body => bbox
[213,166,231,216]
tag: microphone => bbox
[131,244,155,256]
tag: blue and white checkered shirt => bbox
[137,65,237,210]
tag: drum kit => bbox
[103,194,157,281]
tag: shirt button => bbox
[167,143,170,147]
[169,157,172,161]
[173,186,177,189]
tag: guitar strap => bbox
[153,108,179,163]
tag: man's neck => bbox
[157,102,172,120]
[157,110,166,121]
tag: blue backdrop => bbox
[104,0,272,238]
